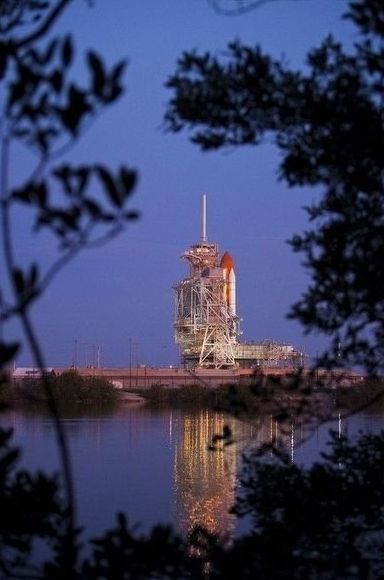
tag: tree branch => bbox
[12,0,73,50]
[207,0,311,16]
[1,111,77,573]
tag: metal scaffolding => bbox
[174,239,239,368]
[233,340,304,369]
[174,196,304,370]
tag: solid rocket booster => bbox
[220,251,236,317]
[228,267,236,316]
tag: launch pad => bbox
[174,196,303,369]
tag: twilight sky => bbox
[7,0,353,368]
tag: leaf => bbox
[84,199,102,218]
[17,62,38,92]
[42,39,58,65]
[8,82,25,108]
[76,167,90,196]
[222,424,232,439]
[50,69,63,93]
[95,166,122,207]
[111,60,127,86]
[11,128,30,139]
[119,167,136,196]
[13,181,48,207]
[12,268,25,296]
[53,165,91,200]
[33,182,48,207]
[102,59,126,102]
[58,85,91,134]
[54,165,71,180]
[87,51,106,98]
[98,212,115,223]
[0,44,8,79]
[11,264,40,307]
[12,185,31,204]
[35,130,50,154]
[0,341,19,365]
[56,209,80,231]
[26,47,41,64]
[61,36,73,68]
[29,263,39,289]
[123,210,139,221]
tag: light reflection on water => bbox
[1,402,383,540]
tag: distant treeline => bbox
[140,378,384,415]
[1,370,118,404]
[3,373,383,414]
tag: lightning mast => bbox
[202,193,207,242]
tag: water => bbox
[1,400,383,541]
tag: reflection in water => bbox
[173,405,375,539]
[172,411,292,537]
[174,410,237,537]
[1,402,383,540]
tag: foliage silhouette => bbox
[16,371,118,403]
[1,0,138,368]
[196,432,384,579]
[0,0,138,576]
[2,417,384,578]
[0,425,67,578]
[166,0,384,374]
[1,0,384,578]
[206,0,314,16]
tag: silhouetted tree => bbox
[166,0,384,374]
[0,0,138,575]
[1,1,384,578]
[1,0,138,365]
[0,425,71,578]
[193,431,384,579]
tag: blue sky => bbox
[6,0,354,367]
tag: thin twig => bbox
[12,0,73,50]
[207,0,311,16]
[0,118,77,572]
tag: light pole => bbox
[129,338,132,388]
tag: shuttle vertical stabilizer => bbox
[229,267,236,316]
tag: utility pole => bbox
[73,339,78,369]
[129,338,132,388]
[97,345,102,369]
[133,341,138,386]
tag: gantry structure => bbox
[174,196,304,369]
[174,196,239,368]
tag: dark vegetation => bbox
[335,378,384,415]
[139,382,267,408]
[2,371,118,405]
[2,424,384,579]
[142,379,384,411]
[141,383,214,406]
[166,0,384,375]
[1,0,384,577]
[142,380,384,456]
[208,431,384,579]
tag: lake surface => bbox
[1,400,383,540]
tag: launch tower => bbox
[174,196,239,368]
[174,196,305,370]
